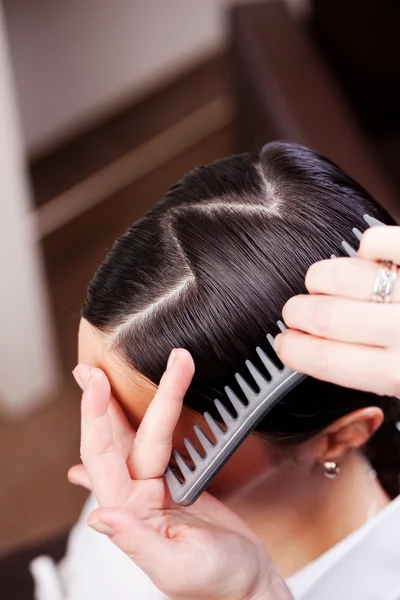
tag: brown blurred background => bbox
[1,0,399,596]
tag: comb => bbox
[165,214,386,506]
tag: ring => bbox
[372,261,398,303]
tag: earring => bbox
[323,461,340,479]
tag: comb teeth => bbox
[235,373,257,401]
[256,344,280,376]
[166,319,305,506]
[214,399,235,425]
[165,215,387,506]
[363,214,385,228]
[194,425,214,452]
[334,214,386,258]
[245,360,268,390]
[225,386,247,413]
[173,450,193,476]
[341,240,357,257]
[184,437,203,465]
[165,466,182,495]
[204,411,225,440]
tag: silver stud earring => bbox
[323,461,340,479]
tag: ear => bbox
[307,407,384,464]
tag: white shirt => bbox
[31,494,400,600]
[287,494,400,599]
[31,494,165,600]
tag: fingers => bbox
[283,295,400,348]
[275,329,400,397]
[358,225,400,264]
[68,464,92,490]
[306,257,400,303]
[75,350,195,510]
[74,363,135,454]
[108,394,136,455]
[130,349,195,479]
[277,226,400,400]
[80,368,131,506]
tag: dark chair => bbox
[229,0,400,221]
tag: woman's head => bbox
[80,142,400,499]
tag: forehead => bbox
[78,318,206,441]
[78,318,156,427]
[77,320,274,500]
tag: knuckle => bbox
[306,259,353,297]
[328,259,342,291]
[96,442,115,456]
[80,437,115,459]
[310,300,334,337]
[310,343,332,381]
[359,226,381,255]
[332,260,354,295]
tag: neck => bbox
[226,452,390,578]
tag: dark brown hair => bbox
[83,141,400,497]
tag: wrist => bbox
[249,565,293,600]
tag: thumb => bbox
[87,507,174,569]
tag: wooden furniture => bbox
[229,0,400,221]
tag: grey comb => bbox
[165,214,386,506]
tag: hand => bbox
[69,350,293,600]
[275,225,400,398]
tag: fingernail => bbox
[274,333,283,354]
[167,349,177,370]
[88,519,115,537]
[72,365,91,390]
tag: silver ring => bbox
[372,261,398,303]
